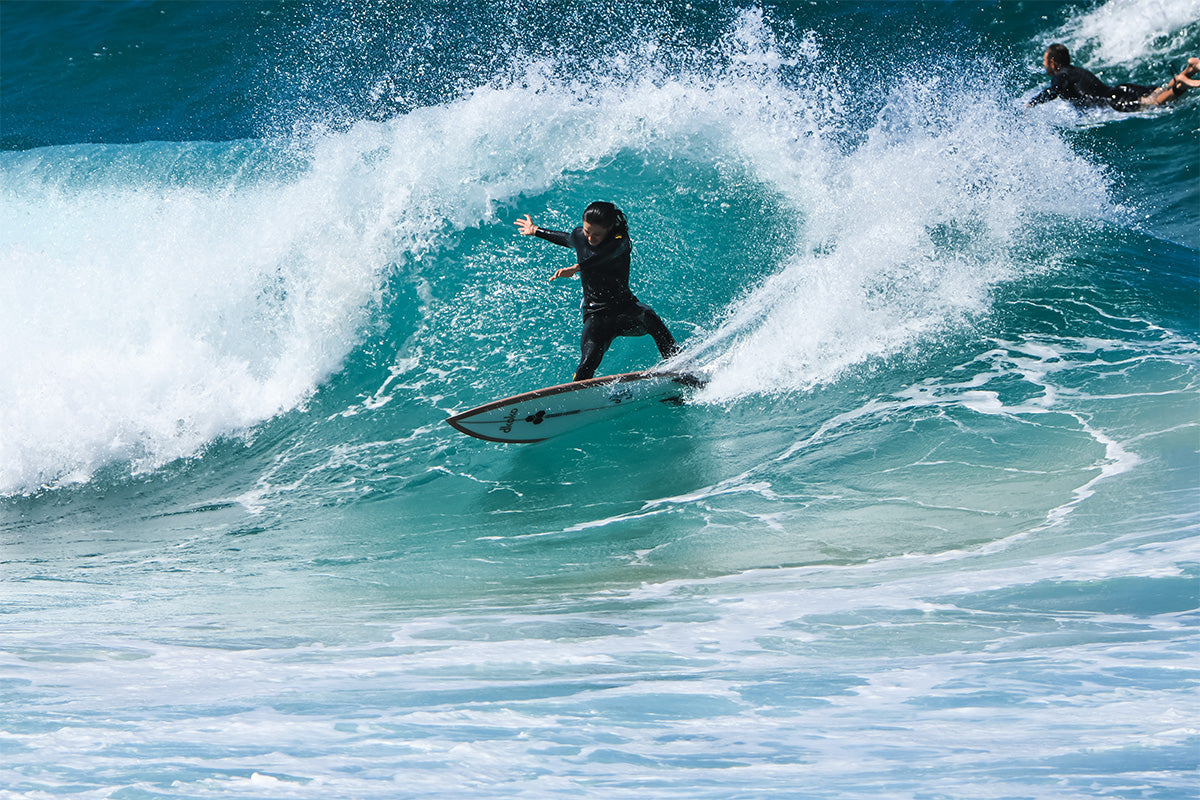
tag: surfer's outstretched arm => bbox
[515,214,572,247]
[516,214,575,282]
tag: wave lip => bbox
[0,7,1128,496]
[690,69,1115,400]
[0,138,393,495]
[1049,0,1200,68]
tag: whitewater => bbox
[1,1,1197,798]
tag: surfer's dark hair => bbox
[583,201,629,240]
[1045,43,1071,67]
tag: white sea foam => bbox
[1051,0,1200,68]
[4,529,1195,798]
[3,6,1197,800]
[689,69,1115,400]
[0,143,391,494]
[0,10,809,494]
[0,8,1116,495]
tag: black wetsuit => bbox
[534,225,678,381]
[1029,65,1157,112]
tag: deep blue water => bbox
[2,1,1198,797]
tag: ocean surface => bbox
[2,1,1198,797]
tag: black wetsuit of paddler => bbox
[534,225,678,381]
[1029,65,1157,112]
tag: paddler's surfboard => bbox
[445,370,704,443]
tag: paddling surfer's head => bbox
[1043,43,1070,72]
[582,201,628,246]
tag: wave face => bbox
[2,2,1197,798]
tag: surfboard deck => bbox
[445,370,705,443]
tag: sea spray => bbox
[2,8,830,493]
[1,7,1124,494]
[1049,0,1200,69]
[691,68,1115,399]
[0,140,389,493]
[2,4,1198,798]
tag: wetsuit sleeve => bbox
[1029,72,1065,106]
[533,228,573,248]
[1028,86,1057,106]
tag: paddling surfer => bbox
[515,201,679,382]
[1028,44,1200,111]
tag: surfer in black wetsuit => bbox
[515,201,679,382]
[1028,44,1200,111]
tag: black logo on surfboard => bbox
[525,410,547,425]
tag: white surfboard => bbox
[445,370,704,443]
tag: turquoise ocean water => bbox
[2,1,1198,797]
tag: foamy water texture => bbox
[695,70,1115,398]
[1053,0,1200,66]
[1,10,1115,492]
[1,142,386,491]
[1,2,1198,798]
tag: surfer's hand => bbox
[550,265,580,281]
[515,214,537,236]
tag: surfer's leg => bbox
[1111,83,1157,111]
[638,304,679,359]
[574,314,616,381]
[1138,57,1200,106]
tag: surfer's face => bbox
[582,221,611,246]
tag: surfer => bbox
[1028,44,1200,111]
[515,201,679,382]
